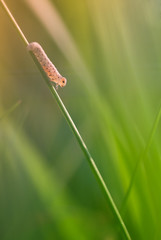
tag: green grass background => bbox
[0,0,161,239]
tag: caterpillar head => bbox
[59,77,67,87]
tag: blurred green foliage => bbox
[1,0,161,239]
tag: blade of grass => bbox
[0,1,131,239]
[121,100,161,212]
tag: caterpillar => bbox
[27,42,67,89]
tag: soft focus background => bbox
[0,0,161,239]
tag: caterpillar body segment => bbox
[27,42,67,89]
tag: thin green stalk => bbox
[1,0,28,45]
[121,102,161,212]
[1,1,131,239]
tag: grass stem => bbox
[1,1,131,239]
[1,0,29,46]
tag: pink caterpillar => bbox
[27,42,67,89]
